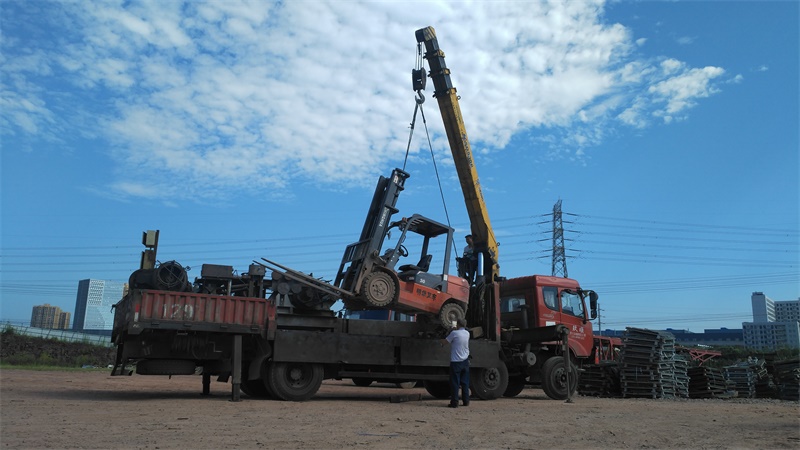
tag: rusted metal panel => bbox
[131,290,268,335]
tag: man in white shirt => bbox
[443,317,470,407]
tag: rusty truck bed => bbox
[113,289,270,338]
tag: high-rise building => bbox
[742,292,800,350]
[30,304,70,329]
[73,279,126,335]
[57,311,71,329]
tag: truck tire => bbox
[362,271,396,307]
[438,302,465,329]
[503,375,526,397]
[423,380,451,399]
[241,378,271,398]
[266,362,323,402]
[470,363,508,400]
[135,359,196,376]
[541,356,578,400]
[352,378,373,387]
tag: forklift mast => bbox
[334,168,409,292]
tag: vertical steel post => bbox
[231,335,242,402]
[563,328,573,403]
[202,373,211,395]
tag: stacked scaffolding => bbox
[673,356,690,398]
[751,359,777,398]
[773,358,800,401]
[724,364,756,398]
[578,362,621,397]
[688,366,735,398]
[619,328,686,399]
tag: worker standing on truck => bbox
[458,235,478,284]
[443,317,470,408]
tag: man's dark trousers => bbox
[449,359,470,406]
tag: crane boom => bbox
[415,26,499,281]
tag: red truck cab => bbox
[499,275,596,359]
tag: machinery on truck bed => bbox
[414,26,599,399]
[257,166,470,329]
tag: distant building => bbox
[57,311,71,329]
[30,304,71,330]
[596,328,744,347]
[742,292,800,351]
[72,279,126,336]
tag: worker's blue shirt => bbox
[446,328,470,362]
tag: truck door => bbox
[556,289,592,357]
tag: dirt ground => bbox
[1,369,798,449]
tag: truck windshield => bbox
[560,290,585,318]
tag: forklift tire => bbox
[541,357,578,400]
[362,271,396,308]
[438,302,465,329]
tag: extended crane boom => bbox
[414,26,499,282]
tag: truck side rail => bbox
[115,289,270,337]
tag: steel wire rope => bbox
[399,88,455,257]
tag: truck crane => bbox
[108,27,600,403]
[414,26,599,399]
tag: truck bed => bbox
[112,289,270,338]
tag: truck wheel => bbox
[503,375,526,397]
[423,380,451,399]
[240,362,271,398]
[135,359,196,375]
[266,362,323,401]
[541,357,578,400]
[470,363,508,400]
[362,271,396,307]
[438,302,465,329]
[352,378,373,387]
[241,379,271,398]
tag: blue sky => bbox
[1,0,797,332]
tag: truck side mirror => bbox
[589,291,599,319]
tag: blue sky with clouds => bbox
[2,0,797,332]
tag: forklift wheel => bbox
[362,271,396,307]
[438,302,465,329]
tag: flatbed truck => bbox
[111,263,514,401]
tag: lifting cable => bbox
[401,42,455,248]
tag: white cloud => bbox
[649,65,725,117]
[1,0,731,200]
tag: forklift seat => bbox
[399,254,432,273]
